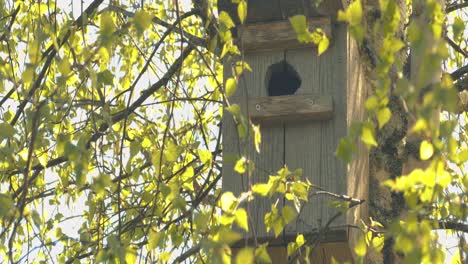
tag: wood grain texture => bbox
[223,23,369,256]
[310,241,354,263]
[283,24,348,236]
[248,94,333,123]
[239,18,331,52]
[318,23,347,231]
[222,52,285,238]
[345,21,369,261]
[218,0,344,24]
[283,47,324,235]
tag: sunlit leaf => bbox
[219,11,235,29]
[237,1,247,24]
[377,107,391,128]
[100,12,116,37]
[147,228,161,250]
[289,15,307,34]
[0,122,15,140]
[234,157,247,174]
[361,124,378,148]
[219,192,238,213]
[318,35,329,55]
[252,183,271,197]
[225,77,237,98]
[235,208,249,231]
[255,243,272,264]
[336,137,356,162]
[420,140,434,161]
[236,247,254,264]
[354,234,367,257]
[134,10,152,33]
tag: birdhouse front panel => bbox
[223,23,354,240]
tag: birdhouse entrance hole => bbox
[266,60,301,96]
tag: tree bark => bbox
[364,0,445,263]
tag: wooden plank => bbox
[284,24,348,236]
[233,246,287,264]
[283,47,324,236]
[310,242,354,263]
[222,51,285,239]
[239,17,331,52]
[218,0,343,24]
[345,19,369,261]
[248,94,333,123]
[318,23,348,232]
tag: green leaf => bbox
[289,15,307,34]
[225,77,237,97]
[237,118,248,139]
[22,68,35,84]
[125,248,137,264]
[296,234,305,246]
[282,206,297,224]
[215,227,241,243]
[0,193,13,217]
[420,140,434,160]
[450,251,461,264]
[235,208,249,231]
[0,122,15,140]
[147,228,161,250]
[252,124,261,153]
[163,140,178,162]
[354,234,367,257]
[377,107,391,128]
[58,59,71,76]
[453,16,465,41]
[371,233,384,252]
[255,243,272,264]
[32,210,42,228]
[336,137,356,162]
[365,96,379,111]
[318,35,329,55]
[219,11,235,29]
[252,183,271,196]
[198,149,212,165]
[237,1,247,24]
[100,13,116,37]
[236,248,254,264]
[134,10,152,33]
[226,104,241,117]
[361,124,378,148]
[234,157,247,174]
[219,192,238,213]
[338,0,362,26]
[290,182,309,201]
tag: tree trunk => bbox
[364,0,445,263]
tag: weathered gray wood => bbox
[222,23,368,256]
[248,94,333,123]
[218,0,344,24]
[283,24,348,235]
[283,47,323,235]
[239,18,331,52]
[318,23,348,231]
[345,21,369,259]
[222,52,285,238]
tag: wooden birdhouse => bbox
[220,0,369,262]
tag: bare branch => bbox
[451,64,468,82]
[446,2,468,13]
